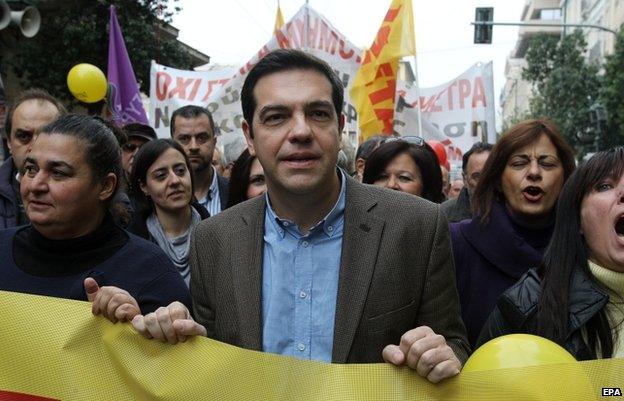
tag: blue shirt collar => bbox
[265,169,347,239]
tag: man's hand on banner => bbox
[84,277,141,323]
[382,325,462,384]
[132,301,207,344]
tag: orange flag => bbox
[349,0,416,140]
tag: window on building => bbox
[539,8,562,20]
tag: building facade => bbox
[501,0,562,125]
[501,0,624,126]
[561,0,624,64]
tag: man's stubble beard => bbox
[191,158,211,178]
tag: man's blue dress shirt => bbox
[261,171,346,362]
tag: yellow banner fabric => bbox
[0,290,621,400]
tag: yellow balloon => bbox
[464,334,576,372]
[67,63,107,103]
[461,334,595,400]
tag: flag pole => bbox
[408,0,422,137]
[304,0,310,51]
[412,56,423,137]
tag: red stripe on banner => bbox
[0,390,59,401]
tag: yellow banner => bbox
[0,290,621,400]
[350,0,416,139]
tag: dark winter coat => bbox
[477,268,608,360]
[441,187,472,223]
[0,157,20,229]
[449,201,553,346]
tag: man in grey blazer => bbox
[131,49,469,383]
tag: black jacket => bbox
[477,268,609,360]
[216,174,229,210]
[450,201,552,347]
[0,157,20,229]
[440,187,472,223]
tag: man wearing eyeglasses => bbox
[0,89,65,229]
[121,123,157,178]
[170,105,228,216]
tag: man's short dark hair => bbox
[356,135,386,161]
[170,105,216,138]
[4,88,65,138]
[240,49,344,138]
[124,122,157,142]
[461,142,493,173]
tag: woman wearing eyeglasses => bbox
[128,139,209,287]
[450,119,576,347]
[362,137,445,203]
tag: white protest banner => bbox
[149,63,237,138]
[149,6,495,159]
[149,5,362,142]
[394,62,496,162]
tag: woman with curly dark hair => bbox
[362,137,444,203]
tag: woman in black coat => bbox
[479,147,624,359]
[0,115,190,320]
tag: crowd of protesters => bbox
[0,49,623,384]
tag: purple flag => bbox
[107,5,149,125]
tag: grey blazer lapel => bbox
[332,180,385,362]
[231,197,266,350]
